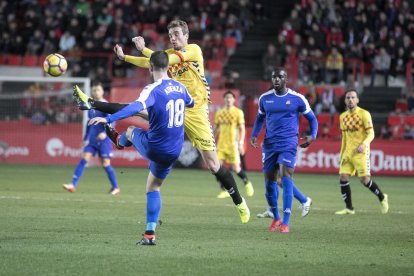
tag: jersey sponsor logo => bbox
[265,100,274,103]
[171,63,189,77]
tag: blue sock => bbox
[146,191,161,233]
[104,165,118,189]
[119,132,132,147]
[293,184,307,204]
[72,158,87,186]
[281,176,294,226]
[265,179,280,220]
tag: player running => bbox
[73,20,250,223]
[250,68,318,233]
[89,51,194,245]
[63,83,120,195]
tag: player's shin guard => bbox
[93,101,127,114]
[146,191,161,233]
[119,132,132,147]
[293,184,307,204]
[72,158,87,186]
[281,176,294,226]
[214,166,242,205]
[366,180,385,201]
[104,165,118,189]
[340,180,353,209]
[265,179,280,220]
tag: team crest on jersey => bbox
[286,100,291,105]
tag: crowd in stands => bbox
[0,0,267,123]
[0,0,266,88]
[264,0,414,88]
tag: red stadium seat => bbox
[0,54,5,64]
[405,116,414,126]
[206,59,223,72]
[333,86,345,97]
[387,115,404,126]
[7,55,22,65]
[316,86,326,95]
[317,113,331,125]
[223,37,237,49]
[22,55,37,66]
[38,54,48,66]
[332,114,340,126]
[395,99,408,113]
[296,86,307,95]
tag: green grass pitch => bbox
[0,164,413,275]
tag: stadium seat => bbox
[7,55,22,65]
[223,36,237,49]
[0,54,5,64]
[387,115,404,126]
[316,86,326,95]
[405,116,414,126]
[38,54,48,66]
[317,113,331,125]
[206,59,223,72]
[395,99,408,113]
[332,114,340,126]
[333,86,345,97]
[22,55,37,66]
[296,86,307,95]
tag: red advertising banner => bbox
[244,127,414,176]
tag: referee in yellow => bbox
[336,89,389,215]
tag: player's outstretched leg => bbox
[104,124,124,150]
[73,85,92,110]
[214,165,250,223]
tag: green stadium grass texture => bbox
[0,164,413,275]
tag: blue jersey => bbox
[84,103,111,145]
[252,88,313,150]
[107,78,194,157]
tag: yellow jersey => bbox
[125,44,210,109]
[215,106,245,150]
[339,106,375,160]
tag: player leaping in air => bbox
[73,19,250,224]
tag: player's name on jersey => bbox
[164,85,184,94]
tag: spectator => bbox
[370,46,391,87]
[315,87,337,116]
[391,47,408,80]
[380,124,393,139]
[402,124,414,139]
[262,43,280,81]
[59,31,76,53]
[325,47,344,84]
[407,90,414,113]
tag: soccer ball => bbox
[43,53,68,77]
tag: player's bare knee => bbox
[102,158,111,167]
[360,176,370,186]
[126,126,136,141]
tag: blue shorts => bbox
[83,139,113,159]
[262,146,297,173]
[131,128,178,180]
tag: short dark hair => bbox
[150,51,169,70]
[223,90,235,98]
[272,67,287,75]
[345,88,359,97]
[167,20,189,35]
